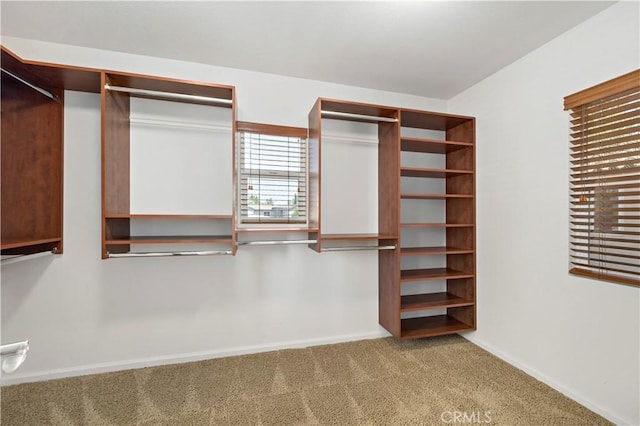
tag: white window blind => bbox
[565,70,640,287]
[237,122,308,226]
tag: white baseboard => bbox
[1,330,390,387]
[461,334,632,426]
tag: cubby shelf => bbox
[400,246,474,256]
[401,167,473,178]
[320,233,398,240]
[401,292,474,312]
[400,193,473,200]
[400,316,474,339]
[400,223,474,228]
[401,137,473,154]
[401,268,474,282]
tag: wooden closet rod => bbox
[1,68,58,101]
[104,84,233,106]
[321,245,397,252]
[107,250,233,258]
[321,110,398,123]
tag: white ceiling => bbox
[1,1,614,99]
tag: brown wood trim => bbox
[564,69,640,110]
[308,99,322,252]
[231,88,237,255]
[570,267,640,287]
[237,121,307,138]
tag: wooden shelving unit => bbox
[101,72,236,258]
[307,98,400,253]
[1,46,101,259]
[379,108,476,339]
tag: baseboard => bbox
[461,334,631,426]
[1,330,390,387]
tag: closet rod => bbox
[104,84,233,106]
[321,245,396,252]
[1,68,57,101]
[321,110,397,123]
[1,250,55,265]
[107,250,233,258]
[236,240,317,246]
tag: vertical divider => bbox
[308,99,322,252]
[101,72,131,258]
[378,112,401,336]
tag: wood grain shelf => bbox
[400,246,474,256]
[401,167,473,178]
[105,214,232,219]
[236,228,318,233]
[400,315,474,339]
[400,223,474,228]
[1,237,62,250]
[401,137,473,154]
[320,233,398,241]
[105,235,233,245]
[401,267,474,282]
[401,293,474,312]
[400,193,473,200]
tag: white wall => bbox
[448,3,640,425]
[0,37,446,384]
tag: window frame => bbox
[236,121,309,229]
[564,69,640,287]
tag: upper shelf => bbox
[317,98,398,123]
[1,45,101,93]
[400,108,474,131]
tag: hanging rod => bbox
[1,68,58,101]
[321,110,397,123]
[1,250,56,266]
[321,245,397,252]
[107,250,233,258]
[104,84,233,106]
[236,240,317,246]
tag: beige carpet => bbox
[1,335,610,425]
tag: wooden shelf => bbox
[400,315,474,339]
[236,228,318,233]
[106,235,233,245]
[105,214,232,219]
[401,246,474,256]
[400,109,473,131]
[401,167,473,178]
[401,137,473,154]
[400,193,473,200]
[1,237,62,250]
[401,293,474,312]
[401,267,474,282]
[400,223,474,228]
[320,233,398,241]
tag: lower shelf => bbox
[400,315,474,339]
[401,292,474,312]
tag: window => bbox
[237,122,308,226]
[564,69,640,287]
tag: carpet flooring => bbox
[0,335,610,425]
